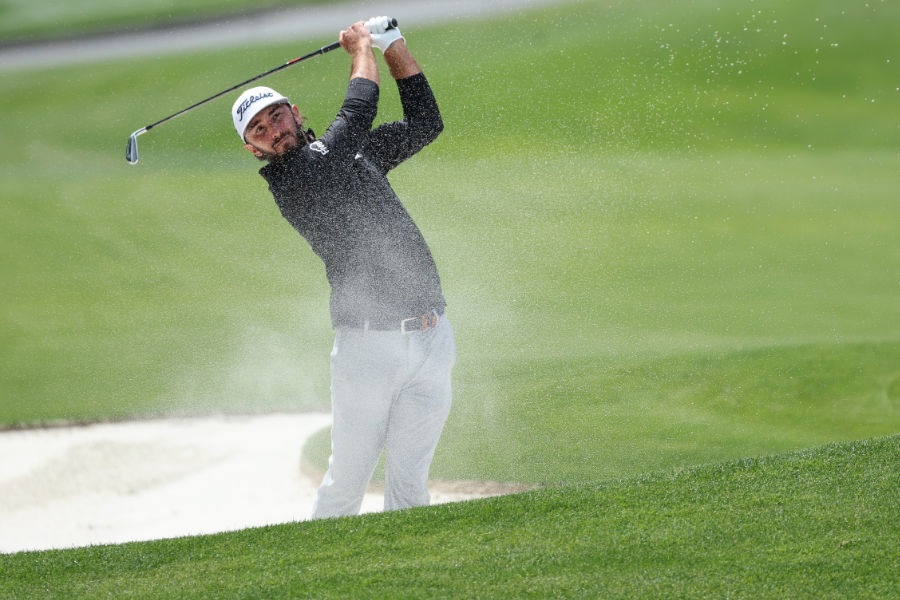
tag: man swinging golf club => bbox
[231,17,454,519]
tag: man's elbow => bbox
[428,114,444,142]
[407,111,443,147]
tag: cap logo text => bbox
[236,92,274,122]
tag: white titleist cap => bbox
[232,86,290,141]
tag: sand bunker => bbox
[0,413,516,554]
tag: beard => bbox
[250,115,311,162]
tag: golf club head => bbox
[126,128,146,164]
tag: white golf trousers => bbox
[310,315,455,519]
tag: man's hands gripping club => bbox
[340,18,420,82]
[365,16,404,52]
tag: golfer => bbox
[231,18,454,519]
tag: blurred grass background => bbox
[1,0,898,488]
[0,0,309,42]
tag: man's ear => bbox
[243,142,264,158]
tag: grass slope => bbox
[1,435,897,598]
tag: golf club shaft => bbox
[141,41,340,134]
[126,18,397,164]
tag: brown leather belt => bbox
[399,311,440,334]
[357,309,443,333]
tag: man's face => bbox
[243,103,307,160]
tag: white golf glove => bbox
[364,16,404,52]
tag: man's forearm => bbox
[383,40,422,80]
[350,48,380,86]
[340,21,380,86]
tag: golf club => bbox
[126,18,397,164]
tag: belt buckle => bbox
[401,312,438,334]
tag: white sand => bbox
[0,413,498,554]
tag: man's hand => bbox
[363,16,421,80]
[365,16,404,53]
[339,21,374,56]
[339,21,378,85]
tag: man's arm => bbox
[284,22,379,163]
[339,21,379,86]
[383,39,421,80]
[359,21,443,173]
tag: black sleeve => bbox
[315,77,380,160]
[366,73,444,174]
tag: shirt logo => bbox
[309,141,329,155]
[235,92,274,122]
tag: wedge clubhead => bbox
[126,128,146,164]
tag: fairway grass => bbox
[0,0,318,42]
[1,0,899,595]
[1,435,897,598]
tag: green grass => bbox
[306,338,900,485]
[1,0,899,594]
[1,435,897,598]
[0,0,317,43]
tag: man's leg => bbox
[384,317,455,511]
[311,328,402,519]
